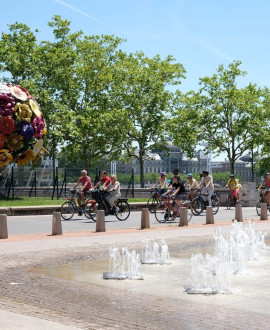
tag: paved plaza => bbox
[1,218,270,329]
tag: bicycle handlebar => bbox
[69,189,78,194]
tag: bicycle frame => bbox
[86,191,114,216]
[85,189,131,221]
[60,189,83,220]
[154,194,193,223]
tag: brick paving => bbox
[0,221,270,329]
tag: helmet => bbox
[202,170,209,175]
[160,172,166,177]
[230,174,235,177]
[187,173,193,177]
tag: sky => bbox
[1,0,270,160]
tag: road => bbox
[5,206,263,236]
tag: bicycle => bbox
[191,189,219,215]
[225,192,237,209]
[154,194,193,223]
[147,188,164,213]
[256,190,270,216]
[60,189,88,220]
[84,189,130,221]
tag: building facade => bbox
[107,143,259,183]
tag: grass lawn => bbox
[0,197,148,207]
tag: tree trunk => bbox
[83,145,89,172]
[229,159,235,174]
[139,150,144,188]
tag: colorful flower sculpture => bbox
[0,134,7,149]
[16,150,34,167]
[0,82,46,167]
[0,94,15,116]
[0,116,16,135]
[0,149,13,167]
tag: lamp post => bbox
[251,146,254,182]
[111,161,116,175]
[52,133,56,184]
[200,142,212,175]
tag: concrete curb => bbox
[0,202,148,216]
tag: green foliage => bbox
[37,16,129,170]
[1,19,269,182]
[255,157,270,176]
[116,51,186,187]
[170,61,270,174]
[0,22,39,82]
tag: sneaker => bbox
[115,207,119,213]
[78,210,83,216]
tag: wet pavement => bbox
[1,219,270,329]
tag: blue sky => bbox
[2,0,270,92]
[1,0,270,160]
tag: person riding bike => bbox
[72,170,93,216]
[199,170,214,206]
[103,174,121,213]
[225,174,241,203]
[258,172,270,205]
[94,171,111,190]
[184,173,198,200]
[162,175,186,220]
[151,172,168,196]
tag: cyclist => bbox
[258,172,270,205]
[225,174,241,203]
[199,170,214,206]
[184,173,198,200]
[151,172,168,196]
[94,171,112,189]
[162,175,186,220]
[104,174,121,213]
[72,170,93,216]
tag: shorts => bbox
[80,189,89,197]
[158,188,167,195]
[173,193,187,200]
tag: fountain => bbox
[186,220,268,294]
[103,246,143,280]
[141,238,171,264]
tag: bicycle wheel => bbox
[147,196,159,213]
[212,198,220,214]
[226,196,232,210]
[155,204,170,223]
[60,201,75,220]
[256,200,261,216]
[84,200,97,221]
[115,200,130,221]
[191,197,204,215]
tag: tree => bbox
[0,22,39,82]
[33,16,129,170]
[170,61,270,174]
[116,51,186,187]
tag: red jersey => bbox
[79,176,92,190]
[100,175,111,187]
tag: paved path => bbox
[1,218,270,329]
[5,207,261,235]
